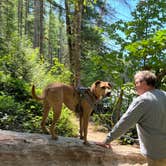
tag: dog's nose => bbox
[106,92,111,97]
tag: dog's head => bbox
[91,80,112,100]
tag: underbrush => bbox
[0,77,78,137]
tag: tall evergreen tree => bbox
[18,0,23,37]
[65,0,84,86]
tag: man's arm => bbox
[96,98,146,147]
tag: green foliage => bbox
[0,73,78,137]
[22,106,78,137]
[56,107,78,137]
[0,94,38,132]
[119,128,138,145]
[0,35,36,82]
[0,77,30,101]
[31,59,71,88]
[0,74,42,132]
[126,30,166,62]
[0,31,74,137]
[92,112,113,129]
[0,95,23,130]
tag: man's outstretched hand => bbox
[95,142,112,149]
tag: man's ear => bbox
[95,80,101,86]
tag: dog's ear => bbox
[108,82,112,88]
[95,80,101,86]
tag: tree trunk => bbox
[0,1,3,34]
[39,0,44,56]
[57,8,62,63]
[18,0,23,37]
[48,4,53,66]
[73,0,83,87]
[33,0,40,49]
[65,0,84,87]
[25,0,29,36]
[33,0,44,58]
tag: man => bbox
[96,70,166,166]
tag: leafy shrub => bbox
[30,56,72,88]
[0,35,76,138]
[0,94,78,137]
[21,106,78,137]
[48,107,78,137]
[92,112,113,129]
[0,95,23,130]
[119,128,138,145]
[0,75,78,137]
[0,77,30,101]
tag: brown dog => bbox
[32,80,112,144]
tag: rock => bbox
[0,130,146,166]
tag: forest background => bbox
[0,0,166,144]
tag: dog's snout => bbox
[106,92,111,97]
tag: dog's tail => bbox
[31,85,44,101]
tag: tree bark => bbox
[65,0,84,87]
[33,0,44,58]
[18,0,23,37]
[48,4,53,66]
[39,0,44,56]
[57,8,62,63]
[33,0,40,49]
[25,0,29,36]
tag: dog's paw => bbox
[42,128,50,134]
[83,141,90,146]
[51,135,58,140]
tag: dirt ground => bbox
[87,122,149,165]
[87,122,141,154]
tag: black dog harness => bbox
[75,87,98,114]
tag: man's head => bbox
[134,70,156,95]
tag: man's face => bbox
[134,75,147,96]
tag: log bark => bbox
[0,130,146,166]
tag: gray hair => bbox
[134,70,157,87]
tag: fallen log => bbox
[0,130,146,166]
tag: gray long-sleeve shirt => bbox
[105,89,166,159]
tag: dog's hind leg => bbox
[41,101,50,134]
[49,103,62,140]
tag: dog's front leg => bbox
[83,120,89,145]
[83,111,91,145]
[79,112,84,139]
